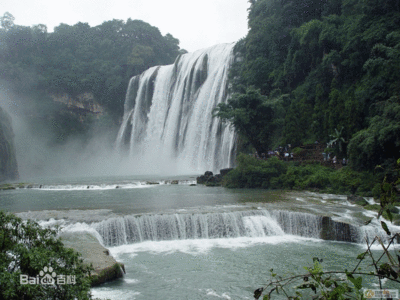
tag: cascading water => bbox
[116,43,237,173]
[92,210,369,247]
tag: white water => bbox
[68,209,391,247]
[5,179,399,299]
[116,44,237,173]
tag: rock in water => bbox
[220,168,233,176]
[60,232,124,286]
[347,194,368,206]
[0,106,18,182]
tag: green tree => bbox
[214,87,286,155]
[253,159,400,300]
[0,211,93,299]
[348,98,400,171]
[327,126,347,157]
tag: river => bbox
[1,175,398,299]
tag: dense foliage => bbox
[0,210,93,299]
[223,153,380,196]
[253,158,400,299]
[0,12,185,141]
[216,0,400,172]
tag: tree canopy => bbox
[0,210,93,299]
[0,13,185,142]
[220,0,400,171]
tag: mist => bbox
[0,86,202,181]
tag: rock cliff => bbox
[0,106,18,182]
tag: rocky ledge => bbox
[60,232,125,286]
[196,168,234,186]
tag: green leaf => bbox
[381,221,391,235]
[357,252,367,260]
[385,209,393,222]
[262,295,270,300]
[364,219,372,225]
[382,182,391,192]
[347,274,362,290]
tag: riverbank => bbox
[217,154,382,197]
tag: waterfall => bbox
[116,43,237,173]
[93,210,366,247]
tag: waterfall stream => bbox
[116,43,237,173]
[93,210,371,247]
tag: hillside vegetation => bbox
[0,13,185,142]
[215,0,400,173]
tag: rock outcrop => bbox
[51,92,104,117]
[0,106,18,182]
[320,216,359,242]
[196,168,234,186]
[60,232,125,286]
[347,194,368,206]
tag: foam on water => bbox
[91,289,140,300]
[206,289,232,299]
[29,183,153,191]
[108,235,323,258]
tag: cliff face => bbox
[0,106,18,182]
[51,92,104,120]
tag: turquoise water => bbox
[1,176,398,299]
[92,238,381,300]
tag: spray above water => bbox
[116,43,237,174]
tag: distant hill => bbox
[0,14,186,144]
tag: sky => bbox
[2,0,250,53]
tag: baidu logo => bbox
[20,266,76,285]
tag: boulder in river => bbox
[347,194,368,206]
[60,232,125,286]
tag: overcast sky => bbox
[2,0,250,53]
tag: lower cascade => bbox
[93,210,375,247]
[116,43,237,173]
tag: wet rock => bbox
[197,170,228,186]
[220,168,233,177]
[0,106,19,182]
[347,194,368,206]
[320,216,358,242]
[60,232,124,286]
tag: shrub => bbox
[223,154,287,188]
[0,211,93,300]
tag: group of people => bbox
[254,144,294,161]
[251,142,348,167]
[322,153,347,165]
